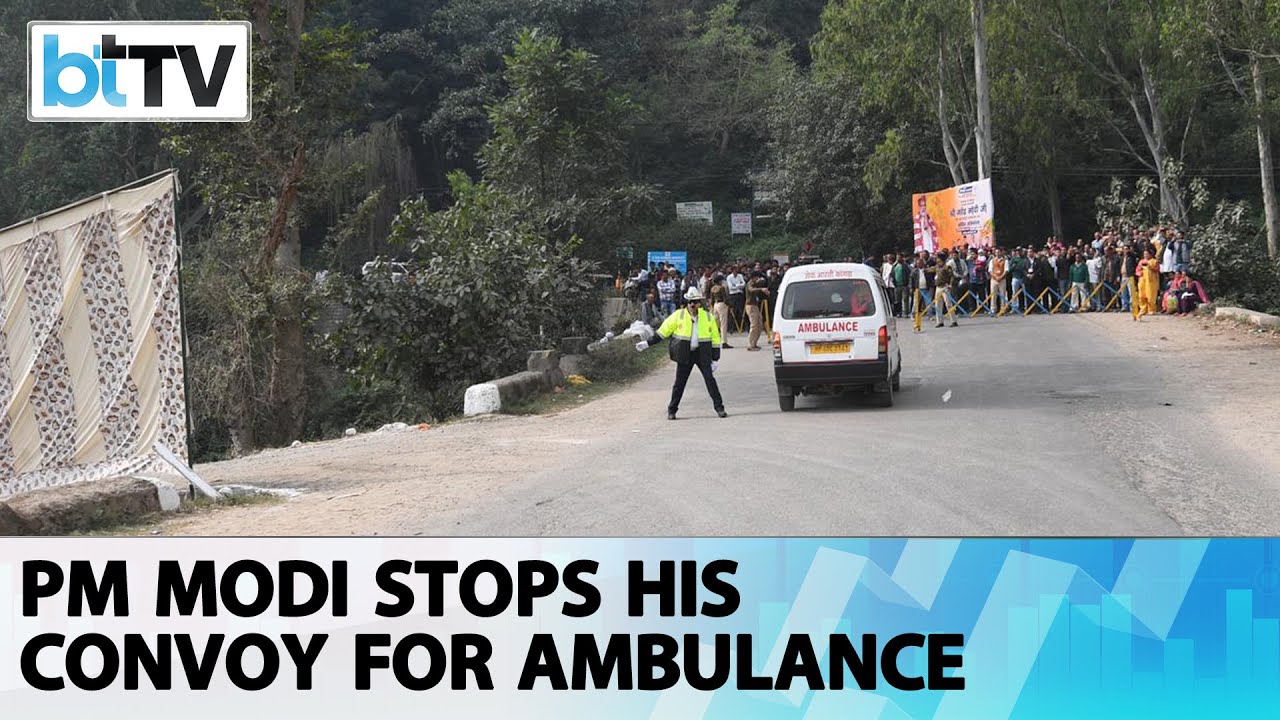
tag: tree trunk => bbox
[264,0,310,445]
[268,273,307,445]
[971,0,992,180]
[262,142,306,267]
[228,410,256,458]
[1136,60,1187,224]
[281,0,305,98]
[252,0,272,43]
[937,44,964,186]
[1047,172,1065,242]
[1252,52,1279,260]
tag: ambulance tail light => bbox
[877,326,888,355]
[772,331,782,360]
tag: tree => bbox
[411,0,643,180]
[1191,0,1280,259]
[479,29,658,260]
[481,30,633,204]
[659,1,795,156]
[755,75,933,257]
[166,0,366,453]
[814,0,981,186]
[625,0,794,210]
[326,172,601,419]
[988,4,1098,241]
[1014,0,1207,225]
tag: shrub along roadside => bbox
[320,172,603,426]
[1190,201,1280,315]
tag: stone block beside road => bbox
[1215,306,1280,329]
[464,349,565,416]
[494,370,561,405]
[527,349,561,373]
[1,477,167,535]
[464,383,502,416]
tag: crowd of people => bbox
[623,261,787,351]
[619,223,1210,341]
[882,224,1208,327]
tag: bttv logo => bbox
[28,22,251,122]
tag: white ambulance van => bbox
[770,262,902,411]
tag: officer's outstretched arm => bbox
[637,313,675,351]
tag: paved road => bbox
[183,313,1280,536]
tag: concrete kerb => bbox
[464,330,655,416]
[464,349,566,417]
[1215,305,1280,329]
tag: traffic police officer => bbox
[635,286,727,420]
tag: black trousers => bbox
[669,357,724,414]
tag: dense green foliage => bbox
[3,0,1279,458]
[325,172,600,421]
[1191,201,1280,312]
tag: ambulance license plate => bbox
[808,342,851,355]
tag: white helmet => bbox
[683,286,704,301]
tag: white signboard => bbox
[731,213,752,235]
[675,201,713,224]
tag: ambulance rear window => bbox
[782,279,877,319]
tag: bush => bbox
[1191,201,1280,314]
[325,173,603,414]
[303,377,455,438]
[581,341,664,383]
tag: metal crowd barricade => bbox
[727,299,771,336]
[905,281,1152,321]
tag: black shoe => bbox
[667,412,677,420]
[936,323,944,328]
[717,410,728,418]
[723,344,734,349]
[950,321,958,327]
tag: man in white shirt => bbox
[881,253,898,318]
[725,266,746,333]
[1085,249,1104,311]
[656,271,678,315]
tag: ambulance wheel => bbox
[778,386,796,412]
[876,380,894,408]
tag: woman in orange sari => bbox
[1135,250,1160,318]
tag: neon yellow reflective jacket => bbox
[655,307,722,364]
